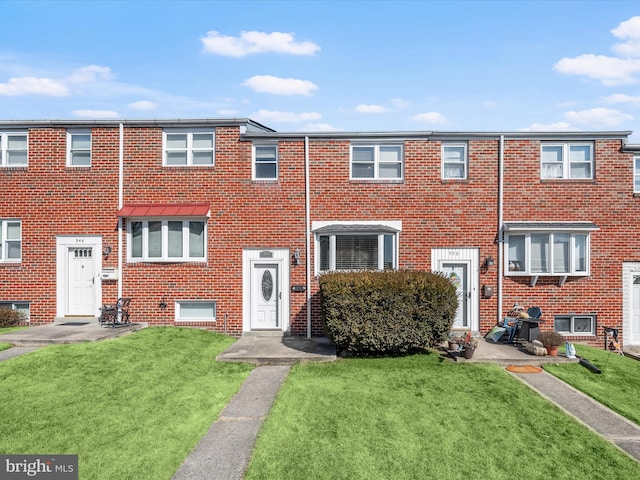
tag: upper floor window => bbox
[351,144,403,180]
[128,219,206,262]
[253,143,278,180]
[0,132,28,167]
[0,219,21,262]
[67,130,91,167]
[504,224,595,277]
[442,143,468,179]
[634,156,640,193]
[164,129,215,166]
[541,142,593,180]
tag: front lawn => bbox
[0,327,254,480]
[246,354,640,480]
[0,342,11,352]
[544,344,640,425]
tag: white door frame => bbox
[623,262,640,346]
[242,248,290,333]
[432,248,480,333]
[56,235,103,318]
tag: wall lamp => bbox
[292,248,301,266]
[481,256,494,272]
[103,246,112,257]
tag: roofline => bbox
[622,143,640,153]
[0,118,276,132]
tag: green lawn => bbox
[0,325,28,334]
[246,354,640,480]
[0,327,254,480]
[545,344,640,425]
[0,342,11,352]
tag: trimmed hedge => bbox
[0,307,26,328]
[319,270,458,356]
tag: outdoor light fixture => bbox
[102,246,112,257]
[292,247,301,266]
[481,256,494,272]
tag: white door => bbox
[67,247,95,315]
[251,263,279,329]
[442,262,469,329]
[631,275,640,345]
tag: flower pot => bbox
[448,341,458,351]
[545,345,559,356]
[462,347,475,359]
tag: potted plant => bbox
[537,331,565,356]
[461,332,478,359]
[447,334,465,352]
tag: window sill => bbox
[349,179,404,184]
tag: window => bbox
[0,132,28,167]
[0,302,30,322]
[351,144,403,180]
[554,314,595,335]
[164,129,215,166]
[442,143,467,179]
[541,142,593,179]
[175,301,216,322]
[128,219,206,262]
[504,223,595,276]
[67,130,91,166]
[0,220,21,262]
[634,156,640,193]
[253,144,278,180]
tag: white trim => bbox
[162,128,215,166]
[252,142,278,181]
[66,129,92,167]
[441,142,468,180]
[175,300,217,322]
[312,220,402,232]
[242,248,290,333]
[623,262,640,346]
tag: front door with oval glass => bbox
[251,263,279,329]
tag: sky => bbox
[1,0,640,141]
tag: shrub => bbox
[537,331,565,347]
[319,270,458,356]
[0,307,27,328]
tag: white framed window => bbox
[175,301,216,322]
[163,129,215,166]
[0,220,21,262]
[351,144,403,180]
[505,231,589,276]
[541,142,593,180]
[554,314,595,335]
[253,143,278,180]
[128,219,206,262]
[67,130,91,167]
[0,132,28,167]
[442,143,467,179]
[0,301,30,322]
[634,156,640,193]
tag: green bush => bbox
[0,307,27,328]
[319,270,458,356]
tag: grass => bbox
[246,353,640,480]
[0,327,254,480]
[0,325,28,334]
[0,342,11,352]
[544,344,640,425]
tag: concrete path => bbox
[172,365,291,480]
[0,346,40,362]
[511,369,640,461]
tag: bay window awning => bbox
[117,203,210,218]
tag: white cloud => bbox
[66,65,114,84]
[355,104,388,113]
[389,98,409,109]
[251,109,322,123]
[128,100,158,111]
[72,109,120,118]
[303,123,341,132]
[242,75,317,96]
[563,107,633,127]
[217,109,240,116]
[411,112,447,124]
[600,93,640,104]
[519,122,578,132]
[553,54,640,86]
[611,16,640,57]
[201,30,320,57]
[0,76,69,96]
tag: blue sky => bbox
[1,0,640,140]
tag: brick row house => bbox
[2,119,640,347]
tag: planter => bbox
[448,341,459,351]
[462,347,475,359]
[545,345,559,356]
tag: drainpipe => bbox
[118,123,124,299]
[305,135,312,339]
[497,134,504,325]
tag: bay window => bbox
[128,219,206,262]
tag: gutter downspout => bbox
[305,136,312,339]
[497,134,504,325]
[118,123,124,299]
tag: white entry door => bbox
[67,247,95,315]
[442,262,469,329]
[630,275,640,345]
[251,263,279,329]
